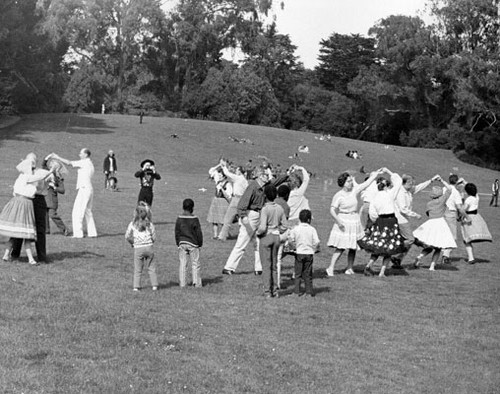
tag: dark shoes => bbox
[468,259,477,265]
[254,271,262,275]
[364,267,375,276]
[442,256,451,265]
[391,258,404,269]
[222,269,233,275]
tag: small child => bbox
[175,199,203,287]
[287,209,320,297]
[125,204,158,291]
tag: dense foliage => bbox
[0,0,499,168]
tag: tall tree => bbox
[316,33,375,94]
[38,0,167,111]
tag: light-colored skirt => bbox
[207,197,229,224]
[327,213,363,249]
[461,214,492,243]
[413,217,456,249]
[0,195,36,240]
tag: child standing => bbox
[288,209,320,297]
[125,204,158,291]
[256,185,286,298]
[175,199,203,288]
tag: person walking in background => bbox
[256,185,286,298]
[103,150,117,190]
[359,169,406,277]
[217,159,248,241]
[441,174,465,265]
[325,169,381,276]
[460,183,492,264]
[490,179,499,207]
[288,209,320,298]
[207,162,232,239]
[50,149,97,238]
[412,177,457,271]
[125,204,158,291]
[175,198,203,288]
[43,156,70,236]
[135,159,161,207]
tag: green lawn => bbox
[0,113,499,393]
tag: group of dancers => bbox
[208,157,492,297]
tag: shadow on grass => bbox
[48,250,106,262]
[0,114,115,147]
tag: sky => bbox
[162,0,432,69]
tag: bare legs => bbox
[326,248,356,276]
[2,239,37,265]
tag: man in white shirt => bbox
[52,149,97,238]
[393,174,437,268]
[218,160,248,241]
[441,174,464,264]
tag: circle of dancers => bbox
[0,152,493,298]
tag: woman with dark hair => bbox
[207,162,232,239]
[460,183,492,264]
[325,168,381,276]
[359,169,406,277]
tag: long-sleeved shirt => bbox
[175,215,203,248]
[256,202,286,236]
[71,158,94,189]
[125,222,156,248]
[288,222,320,255]
[135,170,161,188]
[395,179,431,224]
[288,168,310,220]
[426,189,451,219]
[221,166,248,197]
[237,174,288,218]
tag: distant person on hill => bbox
[125,203,158,292]
[103,150,118,190]
[412,176,457,271]
[490,179,499,207]
[139,110,145,124]
[288,209,320,297]
[325,169,381,277]
[50,149,97,238]
[207,162,232,239]
[135,159,161,207]
[175,198,203,288]
[460,183,492,264]
[440,174,466,265]
[217,159,248,241]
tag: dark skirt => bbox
[138,187,153,206]
[358,214,406,256]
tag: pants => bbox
[138,187,153,206]
[46,208,67,234]
[217,196,241,240]
[294,254,314,295]
[444,209,458,240]
[259,233,280,295]
[223,210,262,272]
[104,171,116,189]
[490,193,498,206]
[72,187,97,238]
[178,244,201,287]
[133,246,157,289]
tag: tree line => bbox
[1,0,499,169]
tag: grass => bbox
[0,113,499,393]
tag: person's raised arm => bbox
[49,153,71,166]
[354,169,381,194]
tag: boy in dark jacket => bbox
[175,199,203,287]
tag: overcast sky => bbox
[162,0,431,69]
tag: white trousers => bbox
[72,187,97,238]
[224,210,262,272]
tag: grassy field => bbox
[0,113,499,393]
